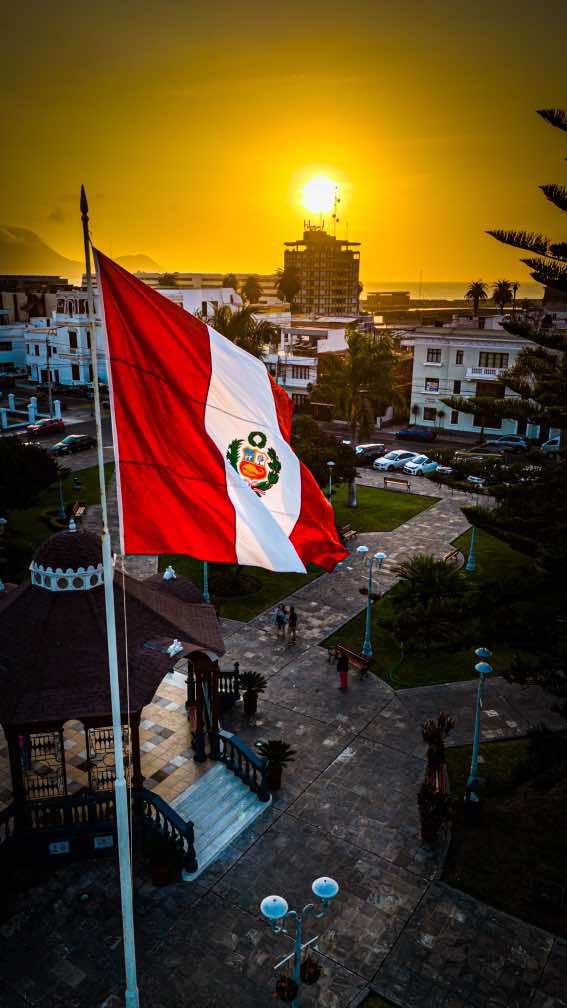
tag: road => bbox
[319,421,481,450]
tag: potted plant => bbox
[239,671,267,717]
[300,956,322,985]
[145,829,184,886]
[275,976,298,1002]
[422,712,454,785]
[417,782,453,845]
[255,739,296,791]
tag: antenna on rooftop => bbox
[332,186,340,237]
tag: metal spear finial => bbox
[80,185,88,217]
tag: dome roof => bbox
[33,528,102,571]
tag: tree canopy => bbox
[465,280,488,316]
[310,328,405,441]
[241,275,262,304]
[275,267,301,307]
[157,273,179,288]
[0,438,59,511]
[291,415,356,487]
[222,273,239,291]
[204,305,278,358]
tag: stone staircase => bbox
[170,762,271,880]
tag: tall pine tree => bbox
[442,108,567,439]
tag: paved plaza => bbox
[2,480,565,1007]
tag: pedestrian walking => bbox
[288,605,298,643]
[337,651,349,690]
[275,604,286,638]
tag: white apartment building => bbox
[24,286,241,389]
[401,318,560,441]
[0,318,27,377]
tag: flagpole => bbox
[81,186,140,1008]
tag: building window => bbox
[69,331,78,352]
[426,348,442,363]
[34,344,40,356]
[0,341,12,352]
[478,352,509,369]
[424,377,439,392]
[455,350,464,365]
[423,407,437,421]
[291,365,309,380]
[453,379,461,393]
[86,331,91,350]
[201,301,208,316]
[450,410,459,425]
[71,364,80,381]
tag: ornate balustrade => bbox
[134,787,197,874]
[213,730,270,802]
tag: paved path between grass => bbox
[5,482,564,1008]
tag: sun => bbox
[301,174,337,215]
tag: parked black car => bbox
[51,434,96,455]
[354,443,386,465]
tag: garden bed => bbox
[444,737,567,938]
[322,529,533,688]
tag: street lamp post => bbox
[464,647,492,823]
[356,546,386,658]
[260,876,339,1007]
[202,560,210,603]
[326,460,335,501]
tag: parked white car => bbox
[403,454,438,477]
[540,436,560,457]
[373,450,420,472]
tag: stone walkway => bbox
[2,483,565,1008]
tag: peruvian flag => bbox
[95,251,348,573]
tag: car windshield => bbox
[411,455,428,464]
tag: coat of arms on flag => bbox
[226,431,281,496]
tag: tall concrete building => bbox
[283,224,360,316]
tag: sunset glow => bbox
[301,175,337,216]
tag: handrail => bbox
[214,730,270,802]
[134,787,198,875]
[218,665,240,699]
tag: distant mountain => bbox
[0,227,163,283]
[0,226,82,281]
[115,254,163,273]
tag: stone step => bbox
[171,763,271,882]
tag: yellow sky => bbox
[2,0,566,282]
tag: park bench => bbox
[341,524,358,542]
[327,641,372,679]
[70,501,87,523]
[441,548,461,566]
[383,475,410,492]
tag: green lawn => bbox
[332,483,438,532]
[322,528,532,688]
[5,463,114,581]
[163,486,437,622]
[444,739,567,938]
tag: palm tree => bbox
[311,328,405,505]
[222,273,239,291]
[275,267,301,308]
[465,280,488,316]
[492,279,514,314]
[393,554,465,606]
[241,275,262,304]
[204,305,277,358]
[157,273,179,288]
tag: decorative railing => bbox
[218,664,240,701]
[213,730,270,802]
[24,790,116,831]
[134,788,197,874]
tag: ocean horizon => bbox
[361,280,543,301]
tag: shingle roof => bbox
[144,572,204,604]
[34,529,102,570]
[0,567,225,729]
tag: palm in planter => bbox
[255,739,296,791]
[239,671,267,717]
[275,975,298,1002]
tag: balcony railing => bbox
[466,366,506,379]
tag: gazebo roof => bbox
[0,531,225,729]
